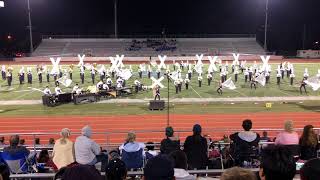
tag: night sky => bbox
[0,0,319,54]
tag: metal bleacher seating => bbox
[32,36,265,57]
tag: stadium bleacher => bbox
[32,37,265,57]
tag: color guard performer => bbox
[188,68,192,80]
[174,79,179,94]
[156,68,161,79]
[18,66,25,84]
[244,68,249,83]
[184,76,190,90]
[37,66,43,83]
[276,70,281,85]
[207,73,212,86]
[68,64,73,80]
[234,67,239,82]
[198,74,203,87]
[72,83,79,93]
[80,65,85,84]
[265,71,270,84]
[300,78,307,94]
[46,68,50,83]
[290,72,295,86]
[250,76,257,90]
[91,66,96,84]
[7,68,12,86]
[55,85,62,95]
[1,65,6,80]
[153,85,160,100]
[134,80,141,93]
[217,80,223,95]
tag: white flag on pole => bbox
[118,69,132,80]
[256,73,266,86]
[222,78,236,90]
[57,76,72,87]
[305,76,320,91]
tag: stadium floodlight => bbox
[0,1,4,8]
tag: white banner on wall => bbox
[297,50,320,58]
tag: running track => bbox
[0,112,319,145]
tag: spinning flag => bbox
[118,69,132,80]
[222,78,236,90]
[57,76,72,87]
[169,71,179,81]
[256,73,266,86]
[305,76,320,91]
[194,63,203,74]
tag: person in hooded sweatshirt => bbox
[160,126,181,155]
[183,124,208,170]
[119,131,145,158]
[74,125,101,165]
[230,119,260,166]
[169,150,196,180]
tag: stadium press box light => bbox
[0,1,4,8]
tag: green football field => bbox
[1,63,320,101]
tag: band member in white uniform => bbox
[43,86,52,95]
[55,85,63,95]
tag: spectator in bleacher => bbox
[275,120,299,145]
[143,154,175,180]
[299,125,319,160]
[160,126,180,155]
[260,131,271,142]
[61,164,103,180]
[35,137,41,146]
[230,119,260,166]
[1,135,30,173]
[48,138,55,146]
[19,139,25,146]
[169,150,196,180]
[0,163,10,180]
[52,128,75,169]
[119,131,145,169]
[259,146,296,180]
[220,167,256,180]
[145,142,158,161]
[106,158,127,180]
[0,136,5,146]
[184,124,208,170]
[75,125,101,165]
[300,158,320,180]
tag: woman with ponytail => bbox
[53,128,75,169]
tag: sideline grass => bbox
[0,101,319,116]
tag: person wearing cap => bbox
[160,126,180,155]
[74,125,101,165]
[143,154,175,180]
[106,158,127,180]
[183,124,208,170]
[52,128,75,169]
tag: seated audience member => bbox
[48,138,55,146]
[183,124,208,169]
[61,164,103,180]
[230,119,260,166]
[108,149,121,161]
[143,154,175,180]
[53,128,75,169]
[0,137,5,146]
[260,131,271,142]
[1,135,30,173]
[38,149,56,172]
[220,167,256,180]
[35,137,41,145]
[160,126,180,155]
[106,158,127,180]
[145,142,158,160]
[259,146,296,180]
[75,126,101,165]
[300,158,320,180]
[275,120,299,145]
[19,139,25,146]
[0,164,10,180]
[299,125,319,160]
[169,150,196,180]
[119,132,145,169]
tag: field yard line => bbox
[13,89,37,100]
[277,88,296,96]
[189,85,202,98]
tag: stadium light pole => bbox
[114,0,118,38]
[27,0,34,54]
[167,75,170,127]
[264,0,269,52]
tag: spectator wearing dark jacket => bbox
[230,119,260,166]
[160,126,180,155]
[183,124,208,170]
[299,125,319,160]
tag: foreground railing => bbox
[9,168,260,179]
[0,128,319,150]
